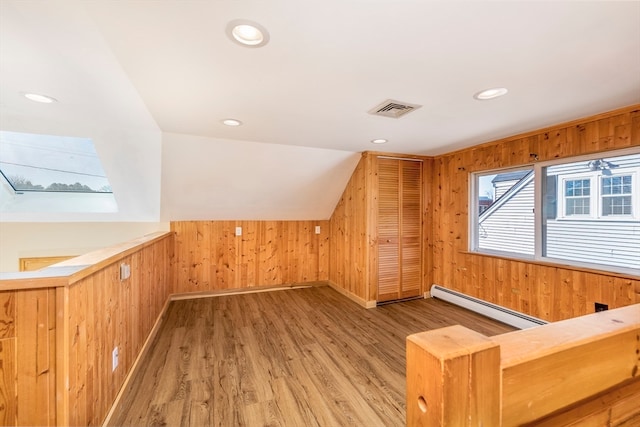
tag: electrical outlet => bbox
[595,302,608,312]
[235,226,242,236]
[315,225,321,234]
[120,263,131,281]
[112,347,119,371]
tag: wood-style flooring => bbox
[107,284,515,426]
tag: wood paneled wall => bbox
[432,105,640,321]
[329,153,433,306]
[19,255,75,272]
[329,154,373,303]
[171,221,329,294]
[0,288,56,426]
[0,232,174,427]
[62,234,173,426]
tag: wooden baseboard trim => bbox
[169,281,327,301]
[326,280,376,308]
[101,296,172,426]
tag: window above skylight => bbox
[0,130,112,193]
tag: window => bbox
[601,175,632,216]
[564,178,590,216]
[471,149,640,273]
[556,171,635,220]
[0,130,117,215]
[0,130,112,193]
[474,168,535,256]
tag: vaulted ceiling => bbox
[1,1,639,222]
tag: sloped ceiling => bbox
[1,1,639,222]
[0,1,162,221]
[161,133,359,220]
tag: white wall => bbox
[161,133,360,221]
[0,222,168,272]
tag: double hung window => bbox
[601,175,632,216]
[564,179,590,216]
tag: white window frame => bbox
[559,175,593,218]
[470,147,640,275]
[600,173,635,218]
[470,165,536,259]
[557,170,638,221]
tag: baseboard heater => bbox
[430,285,547,329]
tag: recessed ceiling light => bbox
[222,119,242,126]
[371,138,388,144]
[226,19,270,48]
[474,87,508,100]
[22,92,57,103]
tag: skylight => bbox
[0,131,112,193]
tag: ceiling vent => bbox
[368,99,422,119]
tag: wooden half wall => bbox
[0,288,57,426]
[0,232,174,426]
[406,304,640,426]
[60,234,173,426]
[171,221,329,294]
[432,105,640,322]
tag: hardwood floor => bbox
[107,284,515,426]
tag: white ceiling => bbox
[1,1,639,222]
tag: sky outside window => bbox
[0,130,112,193]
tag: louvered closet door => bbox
[378,159,401,301]
[400,160,422,298]
[377,158,422,302]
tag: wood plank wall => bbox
[0,288,56,426]
[329,153,372,303]
[0,232,174,427]
[63,234,173,426]
[171,221,329,294]
[19,255,75,272]
[432,105,640,322]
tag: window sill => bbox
[552,217,640,222]
[460,250,640,281]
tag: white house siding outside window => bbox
[471,150,640,274]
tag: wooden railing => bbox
[406,304,640,426]
[0,232,174,427]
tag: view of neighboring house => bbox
[478,195,493,214]
[493,170,531,199]
[478,169,535,255]
[477,152,640,270]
